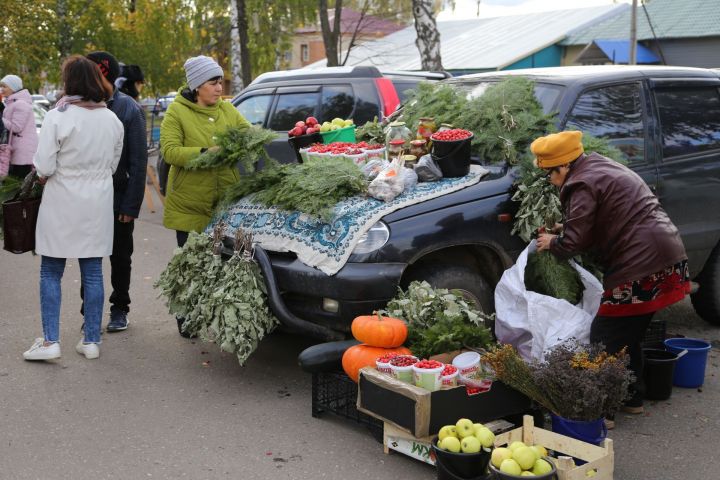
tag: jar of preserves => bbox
[409,139,427,158]
[385,121,413,157]
[400,154,418,168]
[416,117,437,141]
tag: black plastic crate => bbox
[311,371,384,441]
[642,319,667,349]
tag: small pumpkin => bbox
[342,344,412,382]
[351,311,408,348]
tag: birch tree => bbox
[411,0,443,71]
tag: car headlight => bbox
[352,221,390,255]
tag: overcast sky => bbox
[438,0,633,20]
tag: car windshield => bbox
[463,81,563,114]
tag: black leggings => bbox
[590,313,654,406]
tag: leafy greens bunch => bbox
[384,281,494,359]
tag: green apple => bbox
[343,119,353,127]
[532,458,553,475]
[530,445,548,460]
[474,427,495,448]
[438,425,457,441]
[320,123,331,132]
[513,446,537,470]
[509,440,527,453]
[521,472,536,477]
[460,435,481,454]
[499,458,522,476]
[455,418,475,438]
[586,469,597,477]
[491,447,512,468]
[332,117,345,126]
[472,423,485,435]
[440,436,461,453]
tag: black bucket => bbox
[431,134,473,178]
[288,132,322,163]
[431,436,491,479]
[643,348,685,400]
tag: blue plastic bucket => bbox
[550,414,607,446]
[664,338,711,388]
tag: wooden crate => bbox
[495,416,614,480]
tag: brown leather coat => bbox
[550,153,687,290]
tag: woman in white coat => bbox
[23,55,124,361]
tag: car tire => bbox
[406,264,494,313]
[691,246,720,325]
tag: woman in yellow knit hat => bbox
[533,130,689,423]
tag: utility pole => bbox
[629,0,638,65]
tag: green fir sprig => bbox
[186,125,278,173]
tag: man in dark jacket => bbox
[86,51,148,331]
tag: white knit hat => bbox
[0,74,23,93]
[184,56,223,91]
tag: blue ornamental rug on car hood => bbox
[210,165,488,275]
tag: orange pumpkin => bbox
[351,312,408,348]
[342,344,412,382]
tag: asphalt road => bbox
[1,187,718,480]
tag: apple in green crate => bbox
[509,440,527,452]
[531,445,548,459]
[455,418,475,438]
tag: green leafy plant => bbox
[220,157,367,221]
[355,116,386,144]
[186,125,278,173]
[400,82,469,135]
[155,227,278,365]
[384,281,494,359]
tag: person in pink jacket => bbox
[1,74,39,179]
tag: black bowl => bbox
[488,456,557,479]
[431,436,491,479]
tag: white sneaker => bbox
[23,338,61,361]
[75,339,100,359]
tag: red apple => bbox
[295,121,306,128]
[306,116,318,126]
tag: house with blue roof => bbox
[562,0,720,68]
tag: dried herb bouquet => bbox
[483,341,633,421]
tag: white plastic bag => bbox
[494,241,603,361]
[368,158,406,202]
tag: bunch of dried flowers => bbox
[483,341,633,421]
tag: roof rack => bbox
[380,70,452,80]
[251,66,383,85]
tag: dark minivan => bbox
[245,66,720,340]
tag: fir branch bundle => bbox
[186,125,278,173]
[221,157,367,221]
[524,250,584,305]
[355,116,386,144]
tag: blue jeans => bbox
[40,256,104,344]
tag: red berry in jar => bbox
[414,360,443,369]
[377,352,401,363]
[430,129,472,142]
[441,365,457,376]
[389,355,418,367]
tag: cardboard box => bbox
[357,367,531,438]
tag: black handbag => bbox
[2,173,41,254]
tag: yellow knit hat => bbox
[531,131,584,168]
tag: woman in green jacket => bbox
[161,55,249,246]
[160,55,249,337]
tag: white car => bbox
[31,94,51,110]
[32,103,46,134]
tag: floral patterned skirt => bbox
[598,260,690,317]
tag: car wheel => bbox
[406,264,494,313]
[691,245,720,325]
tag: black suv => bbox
[231,66,449,163]
[245,66,720,340]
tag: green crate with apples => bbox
[320,118,356,144]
